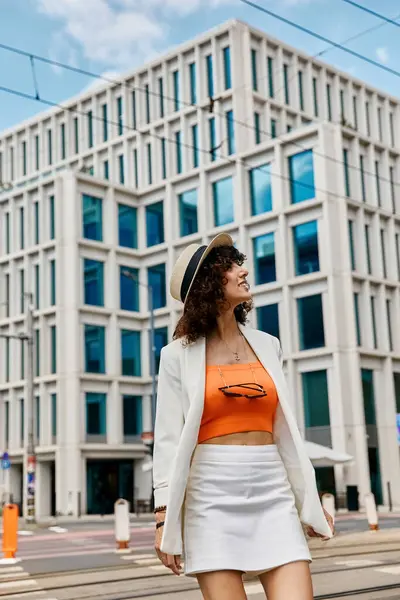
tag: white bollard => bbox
[365,493,379,531]
[321,493,335,524]
[114,498,131,551]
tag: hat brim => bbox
[182,232,233,305]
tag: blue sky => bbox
[1,0,400,133]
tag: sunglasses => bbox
[218,383,267,399]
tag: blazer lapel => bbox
[184,336,206,420]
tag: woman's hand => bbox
[154,512,182,576]
[305,508,335,541]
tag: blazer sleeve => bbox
[152,346,184,508]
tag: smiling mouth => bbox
[239,282,250,291]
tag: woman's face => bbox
[222,262,251,307]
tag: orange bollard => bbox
[2,504,18,559]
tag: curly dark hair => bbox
[173,245,253,344]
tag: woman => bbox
[153,233,334,600]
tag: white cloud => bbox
[37,0,235,71]
[376,47,389,65]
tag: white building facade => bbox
[0,19,400,516]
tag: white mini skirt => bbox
[183,444,311,577]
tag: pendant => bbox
[234,353,240,362]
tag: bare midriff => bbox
[201,430,274,446]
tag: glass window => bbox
[20,337,25,379]
[386,299,393,352]
[74,117,79,153]
[249,164,272,216]
[326,84,332,121]
[348,221,356,270]
[360,155,366,202]
[361,369,383,504]
[283,64,289,104]
[389,167,396,213]
[380,229,387,279]
[82,194,102,241]
[118,155,125,185]
[88,110,93,148]
[148,263,167,309]
[209,117,217,162]
[5,338,10,383]
[189,62,197,104]
[312,78,318,116]
[50,259,56,306]
[271,118,277,139]
[35,264,40,309]
[120,266,139,312]
[20,269,25,314]
[86,393,106,436]
[213,176,234,227]
[147,143,152,185]
[353,96,358,130]
[192,124,199,168]
[145,84,150,124]
[132,90,137,128]
[34,202,39,245]
[298,294,325,350]
[51,393,57,438]
[173,70,180,111]
[84,259,104,306]
[47,129,53,165]
[254,112,261,144]
[175,131,182,174]
[253,233,276,285]
[396,234,400,280]
[35,396,40,442]
[354,293,361,346]
[49,195,55,240]
[267,56,274,98]
[118,204,137,249]
[206,54,214,97]
[154,327,168,373]
[226,110,235,155]
[4,401,9,445]
[117,97,123,135]
[20,398,24,443]
[102,104,108,142]
[22,141,27,176]
[35,134,40,170]
[20,206,24,250]
[5,274,9,318]
[293,220,319,276]
[365,224,372,275]
[146,201,164,246]
[340,89,345,120]
[158,78,164,118]
[289,149,315,204]
[103,160,109,180]
[121,329,141,376]
[257,303,279,340]
[51,325,57,373]
[371,297,378,349]
[123,395,142,436]
[5,213,10,254]
[375,161,381,207]
[251,49,257,91]
[161,138,167,180]
[390,113,395,147]
[179,189,198,236]
[133,149,139,188]
[84,324,106,373]
[302,370,331,446]
[394,373,400,413]
[298,71,304,111]
[223,46,232,90]
[60,123,66,160]
[377,107,382,141]
[365,101,370,136]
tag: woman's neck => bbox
[215,311,239,343]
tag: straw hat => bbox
[170,233,233,304]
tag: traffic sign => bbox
[1,452,10,470]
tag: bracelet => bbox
[156,521,165,529]
[154,505,167,514]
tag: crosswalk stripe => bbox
[0,578,38,590]
[0,566,24,574]
[376,565,400,575]
[0,573,26,580]
[132,558,158,566]
[149,564,168,572]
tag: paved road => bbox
[1,513,399,575]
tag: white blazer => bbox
[153,324,333,555]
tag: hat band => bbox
[180,245,207,302]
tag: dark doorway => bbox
[50,461,56,516]
[86,459,134,515]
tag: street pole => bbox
[25,294,36,524]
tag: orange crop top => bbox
[198,361,279,443]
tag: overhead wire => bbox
[339,0,400,29]
[0,81,378,209]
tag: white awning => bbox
[305,441,353,467]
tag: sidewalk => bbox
[308,526,400,550]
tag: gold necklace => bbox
[219,330,242,362]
